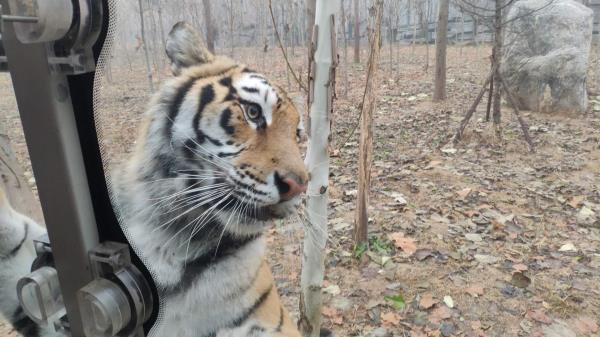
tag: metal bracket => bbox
[16,235,69,334]
[79,242,153,337]
[16,240,154,337]
[0,0,102,74]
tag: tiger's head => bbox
[139,22,307,237]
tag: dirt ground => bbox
[1,44,599,337]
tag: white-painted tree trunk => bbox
[299,0,339,336]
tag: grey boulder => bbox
[501,0,594,113]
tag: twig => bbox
[268,0,308,93]
[500,0,556,27]
[498,76,536,153]
[334,60,373,154]
[485,74,494,122]
[485,52,495,122]
[454,62,499,143]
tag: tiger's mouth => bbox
[217,195,297,222]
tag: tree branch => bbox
[498,76,536,153]
[268,0,308,93]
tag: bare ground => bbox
[1,45,599,337]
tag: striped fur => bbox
[0,22,331,337]
[112,22,310,337]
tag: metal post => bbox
[0,1,100,335]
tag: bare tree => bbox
[454,0,541,151]
[385,2,394,73]
[300,1,339,335]
[226,0,236,57]
[340,0,349,97]
[202,0,216,52]
[138,0,154,91]
[156,1,168,64]
[491,0,503,136]
[147,2,162,81]
[411,0,419,54]
[418,0,432,72]
[433,0,450,101]
[353,0,360,63]
[306,0,317,46]
[355,0,383,245]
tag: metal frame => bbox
[0,4,100,334]
[1,1,157,335]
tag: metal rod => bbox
[2,15,39,23]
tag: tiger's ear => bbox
[166,22,214,75]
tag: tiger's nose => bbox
[274,173,307,201]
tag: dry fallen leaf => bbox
[512,263,528,272]
[465,285,485,297]
[526,309,552,324]
[465,210,479,218]
[410,328,428,337]
[381,311,402,326]
[426,329,441,337]
[323,284,341,296]
[429,306,452,324]
[470,320,486,337]
[425,160,443,169]
[322,306,343,325]
[419,293,438,310]
[457,187,473,199]
[573,317,598,334]
[568,195,586,209]
[389,232,417,255]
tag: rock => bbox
[366,327,391,337]
[500,284,519,298]
[576,206,597,226]
[511,272,532,288]
[414,248,435,261]
[388,192,408,206]
[501,0,594,114]
[441,148,458,155]
[465,233,483,242]
[440,322,456,337]
[529,125,549,133]
[386,282,403,291]
[474,254,499,264]
[443,296,455,308]
[558,243,577,252]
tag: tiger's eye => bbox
[245,104,262,121]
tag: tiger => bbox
[0,22,332,337]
